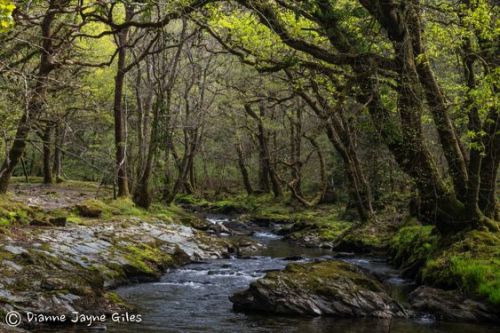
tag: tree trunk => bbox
[42,124,53,184]
[408,7,469,200]
[52,123,63,182]
[355,0,473,231]
[478,107,499,219]
[462,38,484,222]
[245,104,282,197]
[235,142,253,195]
[291,80,374,221]
[288,136,327,207]
[290,107,303,197]
[133,103,159,209]
[112,12,132,198]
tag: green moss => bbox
[101,262,126,280]
[108,198,145,216]
[268,261,384,294]
[67,214,83,224]
[104,291,128,307]
[0,249,14,261]
[76,198,147,220]
[114,243,174,276]
[389,224,439,268]
[0,194,37,226]
[176,193,280,215]
[336,218,401,252]
[287,213,351,243]
[10,176,44,184]
[422,230,500,305]
[176,194,210,207]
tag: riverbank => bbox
[178,193,500,322]
[1,184,498,330]
[0,181,256,331]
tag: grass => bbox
[72,196,205,228]
[421,230,500,305]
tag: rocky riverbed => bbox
[1,185,499,332]
[0,218,244,331]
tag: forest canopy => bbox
[0,0,498,232]
[0,1,499,329]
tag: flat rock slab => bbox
[0,219,232,324]
[230,260,407,318]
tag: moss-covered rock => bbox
[76,201,104,218]
[284,216,351,248]
[230,260,407,318]
[114,243,174,281]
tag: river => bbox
[35,216,499,333]
[106,216,498,333]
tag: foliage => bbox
[0,0,14,32]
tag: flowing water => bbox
[105,218,499,333]
[35,216,499,333]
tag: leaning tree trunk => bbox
[324,122,372,221]
[235,142,253,195]
[354,0,475,232]
[292,81,374,221]
[408,8,469,201]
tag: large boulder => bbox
[409,286,499,322]
[230,260,407,318]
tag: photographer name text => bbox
[24,311,142,326]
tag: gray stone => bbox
[409,286,499,322]
[3,245,27,255]
[230,260,407,318]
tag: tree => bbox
[229,0,498,231]
[0,0,77,192]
